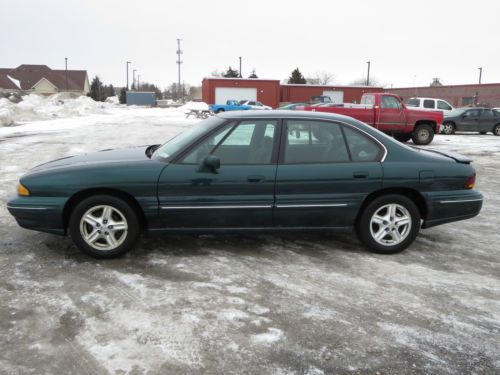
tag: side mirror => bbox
[198,154,220,173]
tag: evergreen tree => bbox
[223,66,240,78]
[119,87,127,104]
[287,68,306,84]
[248,69,258,79]
[88,76,106,101]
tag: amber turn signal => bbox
[17,183,30,196]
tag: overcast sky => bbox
[2,0,499,89]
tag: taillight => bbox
[465,174,476,189]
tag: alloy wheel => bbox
[79,205,128,251]
[369,204,412,246]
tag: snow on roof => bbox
[6,75,21,89]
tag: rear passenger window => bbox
[406,99,420,107]
[343,127,382,162]
[284,121,349,163]
[423,100,435,109]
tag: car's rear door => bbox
[274,119,383,228]
[157,119,279,229]
[479,109,496,132]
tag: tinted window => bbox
[437,100,452,110]
[381,96,400,109]
[423,99,435,109]
[466,109,480,117]
[482,109,494,118]
[284,120,349,163]
[406,99,420,107]
[181,120,277,165]
[343,127,382,162]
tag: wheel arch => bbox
[355,187,428,226]
[414,120,438,133]
[62,188,148,233]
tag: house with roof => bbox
[0,64,89,95]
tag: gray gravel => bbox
[0,110,499,374]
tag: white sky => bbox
[2,0,499,89]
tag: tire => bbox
[441,122,455,135]
[493,124,500,136]
[357,194,420,254]
[215,108,225,114]
[394,133,412,142]
[412,123,434,145]
[69,195,140,258]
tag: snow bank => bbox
[177,101,209,112]
[0,93,118,127]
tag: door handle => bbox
[247,175,265,183]
[353,172,369,179]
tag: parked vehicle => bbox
[278,102,309,110]
[238,100,272,110]
[441,108,500,135]
[311,95,332,104]
[8,111,482,258]
[210,100,251,113]
[406,97,454,114]
[300,93,443,145]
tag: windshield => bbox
[446,108,467,117]
[153,116,226,161]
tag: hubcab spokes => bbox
[79,205,128,251]
[370,204,412,246]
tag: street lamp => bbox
[239,56,242,78]
[133,69,137,90]
[137,74,140,91]
[366,61,371,86]
[478,67,482,84]
[65,57,68,91]
[126,61,131,90]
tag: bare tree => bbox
[306,71,335,85]
[349,77,382,87]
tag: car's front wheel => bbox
[357,195,420,254]
[69,195,140,258]
[441,122,455,135]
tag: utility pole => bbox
[126,61,131,90]
[65,57,68,91]
[133,69,137,90]
[137,74,140,91]
[239,56,242,78]
[366,61,371,86]
[478,67,483,84]
[176,38,183,101]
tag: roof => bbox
[392,82,500,90]
[281,84,383,89]
[0,64,88,91]
[217,109,358,122]
[203,77,280,82]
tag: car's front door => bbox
[378,95,406,132]
[157,119,278,229]
[274,119,383,228]
[457,109,481,131]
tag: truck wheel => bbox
[441,122,455,135]
[412,124,434,145]
[69,195,140,258]
[494,124,500,136]
[394,133,412,142]
[357,194,420,254]
[215,108,225,114]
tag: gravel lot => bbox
[1,108,499,374]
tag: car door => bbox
[157,119,279,229]
[479,109,495,132]
[274,119,383,228]
[378,95,406,132]
[457,109,481,131]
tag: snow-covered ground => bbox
[0,106,499,374]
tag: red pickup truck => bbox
[299,93,443,145]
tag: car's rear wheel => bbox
[441,122,455,135]
[357,195,420,254]
[69,195,140,258]
[394,133,412,142]
[493,124,500,136]
[412,124,434,145]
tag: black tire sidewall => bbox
[69,195,140,258]
[494,124,500,136]
[357,194,420,254]
[412,124,434,145]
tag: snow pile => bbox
[177,101,209,112]
[0,93,118,127]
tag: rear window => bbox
[406,99,420,107]
[361,95,375,105]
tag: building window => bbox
[462,97,474,106]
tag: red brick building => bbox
[280,84,383,105]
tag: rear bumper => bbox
[422,190,483,228]
[7,196,67,235]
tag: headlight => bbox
[17,183,30,196]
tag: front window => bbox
[153,116,226,160]
[381,96,400,109]
[437,100,452,110]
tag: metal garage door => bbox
[323,91,344,104]
[215,88,257,104]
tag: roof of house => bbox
[0,64,88,91]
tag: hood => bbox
[31,146,152,172]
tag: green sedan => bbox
[7,111,483,258]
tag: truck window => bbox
[423,100,435,109]
[406,99,420,107]
[437,100,452,110]
[361,95,375,105]
[381,96,400,109]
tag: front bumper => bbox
[422,190,483,228]
[7,195,68,235]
